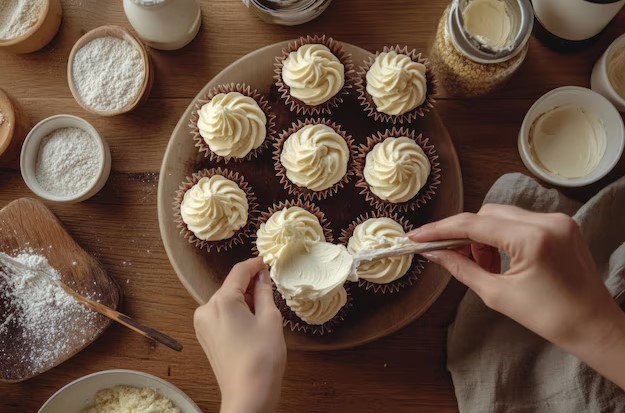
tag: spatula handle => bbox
[358,239,471,262]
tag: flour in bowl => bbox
[0,0,43,40]
[83,386,181,413]
[72,36,146,112]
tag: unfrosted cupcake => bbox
[174,168,258,252]
[356,45,437,124]
[356,128,441,212]
[341,213,424,294]
[274,118,355,201]
[274,35,355,115]
[254,200,333,267]
[190,83,276,163]
[274,285,353,335]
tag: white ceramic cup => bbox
[591,33,625,113]
[518,86,624,187]
[38,369,202,413]
[20,114,112,203]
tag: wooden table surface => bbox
[1,1,624,412]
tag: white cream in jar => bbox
[608,46,625,101]
[462,0,514,51]
[528,105,607,179]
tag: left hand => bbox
[194,257,287,413]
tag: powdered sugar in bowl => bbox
[20,115,111,203]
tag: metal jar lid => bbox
[448,0,534,64]
[248,0,332,25]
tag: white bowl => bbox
[38,369,202,413]
[518,86,624,187]
[591,33,625,113]
[20,115,111,203]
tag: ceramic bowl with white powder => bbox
[20,115,112,203]
[0,0,63,54]
[68,26,153,116]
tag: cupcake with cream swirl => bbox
[174,168,258,252]
[190,83,276,163]
[275,35,355,115]
[340,212,425,294]
[274,118,355,200]
[356,45,437,124]
[356,127,441,212]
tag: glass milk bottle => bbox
[429,0,534,97]
[123,0,202,50]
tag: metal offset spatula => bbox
[0,252,183,352]
[350,238,471,275]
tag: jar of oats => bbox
[430,0,534,97]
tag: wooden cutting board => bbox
[0,198,120,382]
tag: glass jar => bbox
[430,0,534,97]
[243,0,333,26]
[123,0,202,51]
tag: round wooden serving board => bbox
[157,41,463,351]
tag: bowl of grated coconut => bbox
[38,369,202,413]
[20,115,112,203]
[0,0,63,54]
[68,25,154,117]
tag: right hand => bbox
[408,205,625,362]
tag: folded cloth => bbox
[447,173,625,413]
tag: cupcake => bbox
[356,45,437,124]
[274,118,356,201]
[254,199,333,266]
[274,35,355,115]
[356,127,441,212]
[340,212,425,294]
[173,168,258,252]
[189,83,277,163]
[274,285,353,335]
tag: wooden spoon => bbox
[0,252,183,352]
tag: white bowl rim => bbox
[37,369,203,413]
[20,114,109,202]
[518,86,625,187]
[598,33,625,108]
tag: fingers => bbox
[471,243,501,274]
[422,250,497,298]
[408,212,528,250]
[254,270,280,317]
[222,257,267,294]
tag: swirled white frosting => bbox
[364,137,431,203]
[280,124,349,191]
[197,92,267,158]
[366,51,427,116]
[282,44,345,106]
[255,206,325,267]
[347,218,412,284]
[180,175,248,241]
[286,286,347,325]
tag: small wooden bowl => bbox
[67,26,154,117]
[0,89,30,168]
[0,0,62,54]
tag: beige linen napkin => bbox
[448,173,625,413]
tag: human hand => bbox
[408,205,625,379]
[194,257,286,413]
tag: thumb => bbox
[422,250,498,299]
[254,269,278,315]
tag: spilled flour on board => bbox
[0,251,99,376]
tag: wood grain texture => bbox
[0,0,623,411]
[0,198,120,383]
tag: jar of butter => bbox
[429,0,534,97]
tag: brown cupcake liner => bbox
[274,35,356,116]
[252,199,334,258]
[274,284,353,335]
[339,210,426,294]
[355,45,438,124]
[273,118,357,201]
[355,127,441,213]
[173,168,259,252]
[189,83,277,164]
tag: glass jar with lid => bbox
[243,0,333,26]
[123,0,202,50]
[429,0,534,97]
